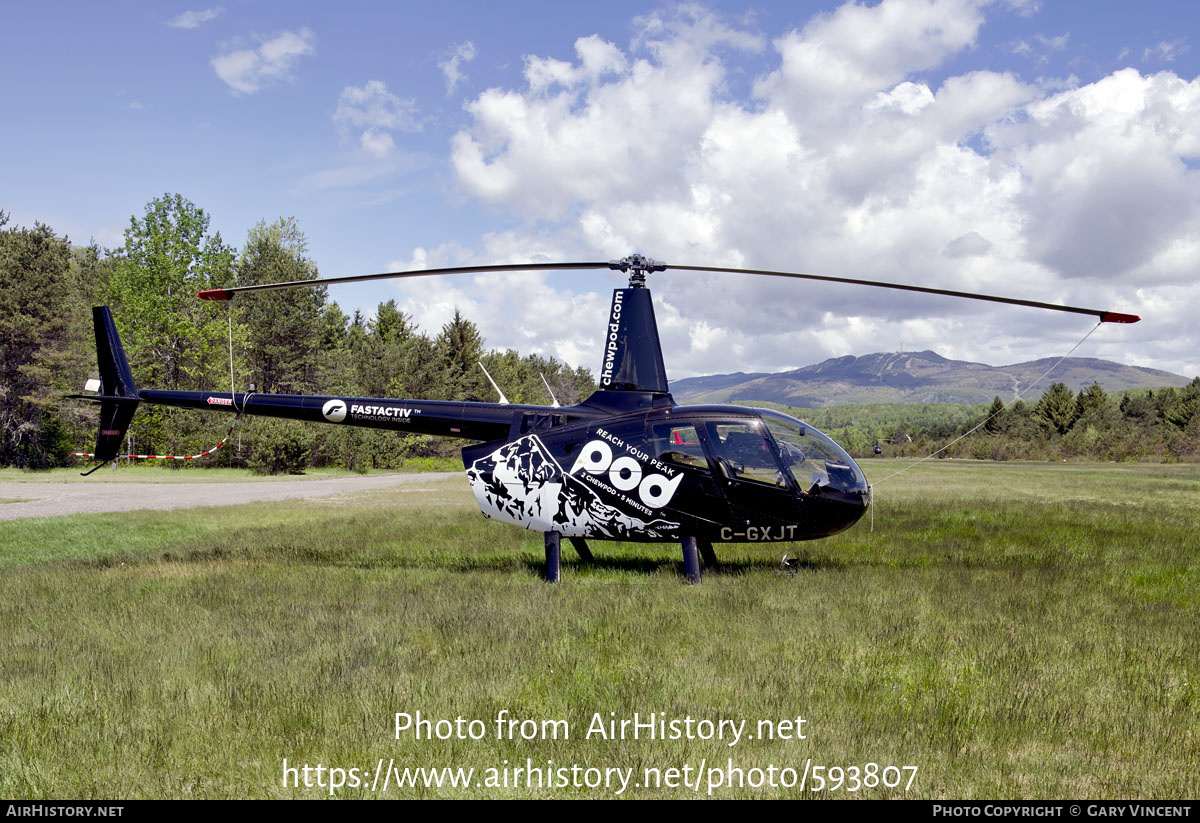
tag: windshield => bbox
[703,420,786,486]
[757,409,868,495]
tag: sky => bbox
[2,0,1198,381]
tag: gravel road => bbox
[0,472,461,521]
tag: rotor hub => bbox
[608,254,665,288]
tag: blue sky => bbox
[3,1,1198,380]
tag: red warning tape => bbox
[73,418,241,461]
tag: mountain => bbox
[669,351,1191,407]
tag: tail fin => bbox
[94,306,137,400]
[597,287,669,393]
[69,307,140,462]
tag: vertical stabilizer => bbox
[94,306,138,399]
[597,287,668,393]
[90,306,140,461]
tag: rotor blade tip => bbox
[1101,311,1140,324]
[197,289,232,301]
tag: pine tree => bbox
[1075,382,1109,418]
[983,396,1006,434]
[371,299,413,344]
[235,217,325,394]
[0,214,86,467]
[436,309,488,401]
[1034,382,1079,435]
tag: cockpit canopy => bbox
[646,408,868,501]
[756,409,868,498]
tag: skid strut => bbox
[568,537,594,562]
[544,531,562,583]
[682,536,701,584]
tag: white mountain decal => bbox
[466,434,680,538]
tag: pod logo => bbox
[569,439,683,508]
[322,399,348,423]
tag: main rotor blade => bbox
[197,261,610,301]
[665,264,1140,324]
[197,254,1139,324]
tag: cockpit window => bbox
[757,409,868,495]
[704,420,786,486]
[649,422,708,471]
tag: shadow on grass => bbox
[73,543,818,577]
[71,536,1059,577]
[514,556,794,577]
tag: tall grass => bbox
[1,461,1197,798]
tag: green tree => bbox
[1035,382,1079,435]
[109,193,236,389]
[1120,392,1156,422]
[371,299,414,344]
[235,217,325,394]
[319,301,349,352]
[982,395,1007,434]
[106,194,236,455]
[247,418,313,475]
[1154,385,1195,429]
[0,214,87,467]
[478,349,596,406]
[1075,382,1109,418]
[366,299,424,398]
[71,240,118,307]
[1179,377,1200,428]
[436,309,488,401]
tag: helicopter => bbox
[73,254,1139,583]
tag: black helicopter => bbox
[74,254,1139,582]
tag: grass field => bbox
[1,459,1198,798]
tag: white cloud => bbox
[989,69,1200,281]
[944,231,993,258]
[754,0,987,116]
[418,2,1200,379]
[1009,32,1069,65]
[335,80,421,133]
[1143,39,1190,64]
[295,150,432,192]
[438,41,477,95]
[1035,33,1069,51]
[168,7,222,29]
[330,80,422,168]
[525,35,627,92]
[211,28,315,94]
[450,9,763,219]
[381,236,612,372]
[361,128,395,158]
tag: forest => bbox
[771,376,1200,463]
[2,194,1197,473]
[0,194,595,472]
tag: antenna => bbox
[540,373,560,408]
[478,362,510,405]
